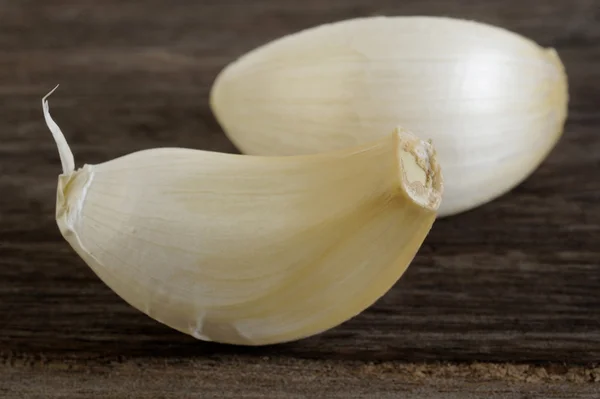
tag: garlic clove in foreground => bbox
[210,16,568,217]
[44,88,443,346]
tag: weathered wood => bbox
[0,357,599,398]
[0,0,599,395]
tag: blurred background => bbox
[0,1,599,395]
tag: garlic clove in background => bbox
[44,88,443,346]
[210,16,568,217]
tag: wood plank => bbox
[0,0,599,388]
[1,357,599,399]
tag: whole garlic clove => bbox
[44,88,443,346]
[210,16,568,217]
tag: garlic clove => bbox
[45,89,443,346]
[210,16,568,217]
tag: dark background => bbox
[0,1,598,397]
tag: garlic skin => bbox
[44,89,443,346]
[210,16,568,217]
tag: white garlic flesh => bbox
[44,88,443,346]
[210,16,568,217]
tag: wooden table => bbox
[1,1,598,397]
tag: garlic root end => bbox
[394,128,443,212]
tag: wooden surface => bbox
[1,359,599,399]
[1,0,599,397]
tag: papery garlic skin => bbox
[210,16,568,217]
[45,90,443,346]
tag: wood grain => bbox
[1,357,599,399]
[0,0,599,396]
